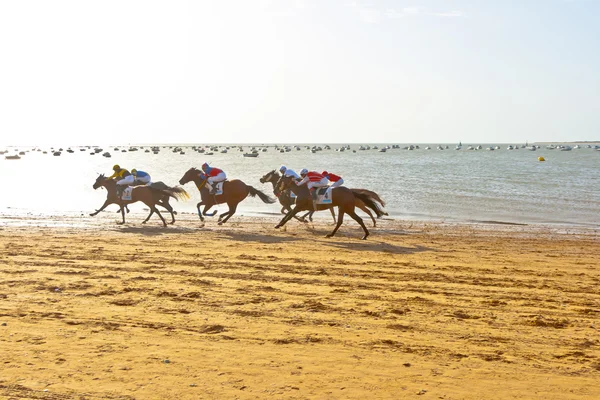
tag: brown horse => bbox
[274,175,386,239]
[91,174,189,226]
[260,170,333,223]
[179,168,276,225]
[261,170,387,226]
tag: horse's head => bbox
[179,167,203,185]
[275,174,293,196]
[93,174,107,190]
[260,170,278,184]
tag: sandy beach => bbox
[1,213,599,399]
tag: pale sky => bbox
[1,0,598,146]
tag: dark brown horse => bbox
[179,167,276,225]
[91,174,189,226]
[259,170,334,223]
[274,175,386,239]
[261,170,386,227]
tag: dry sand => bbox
[0,212,599,399]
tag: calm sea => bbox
[1,143,598,227]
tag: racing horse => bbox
[90,174,189,226]
[179,167,276,225]
[274,175,386,239]
[260,170,386,227]
[260,170,335,223]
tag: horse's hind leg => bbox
[358,203,376,227]
[217,209,230,223]
[158,199,175,224]
[348,211,369,240]
[153,206,167,227]
[219,204,237,225]
[326,208,344,238]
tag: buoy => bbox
[538,156,545,162]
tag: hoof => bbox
[218,221,223,226]
[361,235,368,240]
[89,213,95,217]
[274,224,281,229]
[142,221,147,224]
[325,234,333,238]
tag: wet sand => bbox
[1,213,599,399]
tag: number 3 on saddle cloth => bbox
[210,181,225,196]
[314,187,333,205]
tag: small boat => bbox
[53,151,61,156]
[243,153,259,158]
[5,155,21,160]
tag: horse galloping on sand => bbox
[91,174,189,226]
[274,174,386,239]
[179,167,276,225]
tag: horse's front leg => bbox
[90,199,112,216]
[275,205,303,229]
[117,205,126,225]
[142,209,154,224]
[202,205,218,217]
[196,201,205,222]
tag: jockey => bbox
[322,171,344,188]
[201,162,226,194]
[296,168,330,206]
[279,165,300,180]
[107,164,130,180]
[109,165,132,196]
[131,169,151,185]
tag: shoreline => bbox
[1,210,599,234]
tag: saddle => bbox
[117,186,133,201]
[314,187,333,205]
[209,180,226,195]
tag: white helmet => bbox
[300,168,308,176]
[279,165,287,173]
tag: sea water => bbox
[0,144,598,226]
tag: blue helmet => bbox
[279,165,287,173]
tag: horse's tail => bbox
[152,185,190,202]
[247,186,277,204]
[351,189,387,218]
[350,188,386,208]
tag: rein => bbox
[195,178,207,191]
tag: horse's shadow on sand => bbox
[217,230,301,244]
[113,225,196,236]
[316,239,433,255]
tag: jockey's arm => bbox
[296,176,309,186]
[107,171,119,180]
